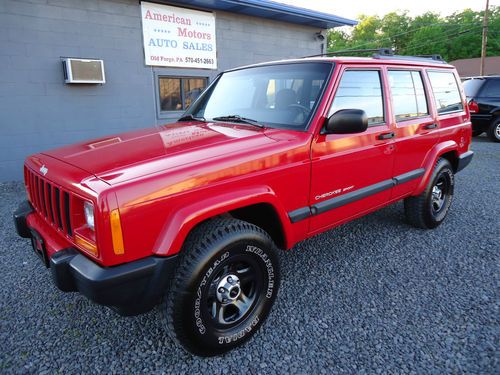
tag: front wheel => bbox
[487,118,500,142]
[404,158,454,229]
[164,218,280,356]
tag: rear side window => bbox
[427,71,463,114]
[388,70,429,121]
[463,78,485,97]
[481,79,500,97]
[329,70,384,125]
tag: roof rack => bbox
[373,49,447,63]
[303,48,447,64]
[302,48,393,58]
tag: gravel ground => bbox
[0,137,498,374]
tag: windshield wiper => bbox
[178,114,206,122]
[211,115,265,128]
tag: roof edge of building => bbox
[159,0,358,28]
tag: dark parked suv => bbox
[463,76,500,142]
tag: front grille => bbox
[26,169,73,237]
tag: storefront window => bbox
[159,77,208,112]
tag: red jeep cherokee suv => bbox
[14,54,473,356]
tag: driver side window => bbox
[329,70,385,125]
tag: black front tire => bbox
[164,218,280,356]
[487,118,500,142]
[404,158,454,229]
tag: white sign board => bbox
[141,2,217,69]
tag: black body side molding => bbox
[288,168,426,223]
[288,207,312,223]
[393,168,425,185]
[313,179,394,215]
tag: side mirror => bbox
[324,109,368,134]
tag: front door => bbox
[309,67,396,233]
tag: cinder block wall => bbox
[0,0,323,181]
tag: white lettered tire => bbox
[164,218,280,356]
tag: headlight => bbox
[84,201,95,230]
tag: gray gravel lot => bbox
[1,137,499,374]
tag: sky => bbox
[276,0,500,21]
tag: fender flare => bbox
[152,185,293,256]
[489,107,500,118]
[413,140,458,196]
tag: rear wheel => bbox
[487,118,500,142]
[164,218,280,356]
[404,158,454,229]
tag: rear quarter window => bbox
[462,78,485,97]
[427,71,464,114]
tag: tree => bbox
[380,11,411,50]
[327,7,500,61]
[327,29,349,51]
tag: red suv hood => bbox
[43,122,283,185]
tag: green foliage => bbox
[327,6,500,61]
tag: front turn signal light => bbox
[110,209,125,255]
[75,234,98,257]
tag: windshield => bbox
[186,62,333,131]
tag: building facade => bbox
[450,56,500,78]
[0,0,354,181]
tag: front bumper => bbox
[14,201,178,316]
[13,200,33,238]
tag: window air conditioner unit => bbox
[62,58,106,84]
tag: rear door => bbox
[386,67,440,199]
[308,66,396,233]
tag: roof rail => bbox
[415,54,446,62]
[302,48,446,63]
[302,48,393,58]
[373,50,447,64]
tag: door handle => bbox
[377,132,395,140]
[423,123,438,129]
